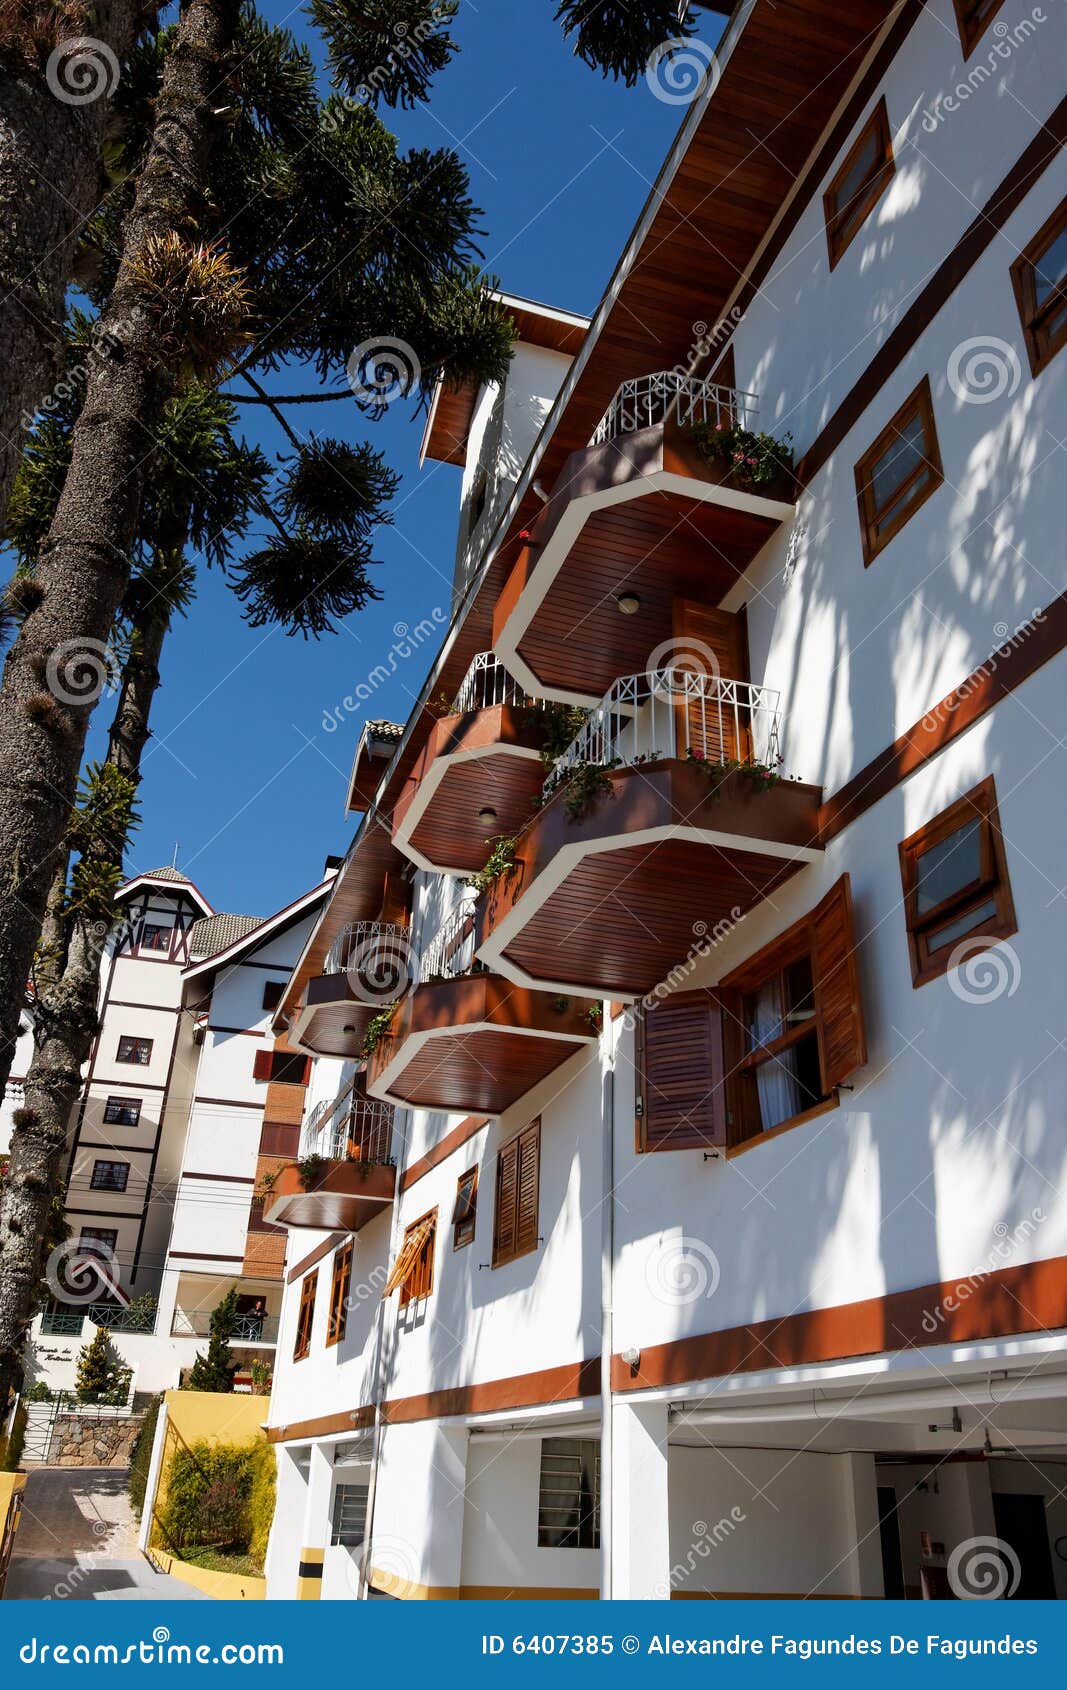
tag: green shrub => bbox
[160,1436,275,1573]
[0,1403,27,1471]
[75,1328,132,1404]
[127,1395,162,1519]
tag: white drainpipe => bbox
[599,1038,616,1599]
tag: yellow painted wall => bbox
[151,1547,265,1601]
[0,1473,27,1599]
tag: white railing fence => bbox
[419,897,479,983]
[323,920,412,978]
[450,651,532,714]
[300,1084,394,1165]
[591,371,759,446]
[544,670,782,796]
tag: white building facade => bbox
[263,0,1067,1603]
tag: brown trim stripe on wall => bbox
[796,92,1067,487]
[817,589,1067,842]
[286,1232,347,1285]
[613,1251,1067,1395]
[268,1404,376,1444]
[380,1357,602,1426]
[401,1116,488,1192]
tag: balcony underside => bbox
[290,973,377,1059]
[392,703,545,875]
[263,1160,396,1233]
[492,423,793,704]
[365,975,597,1114]
[477,761,823,997]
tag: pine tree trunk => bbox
[0,583,173,1409]
[0,5,145,524]
[0,0,236,1106]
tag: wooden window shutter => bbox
[811,874,867,1089]
[514,1120,540,1257]
[252,1049,272,1082]
[492,1136,519,1266]
[382,1212,435,1297]
[670,600,751,761]
[635,989,728,1152]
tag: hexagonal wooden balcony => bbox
[262,1087,396,1233]
[492,377,795,705]
[475,671,823,998]
[288,921,414,1058]
[392,654,547,875]
[363,899,599,1114]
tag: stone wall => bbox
[49,1414,144,1468]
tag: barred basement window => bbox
[103,1096,142,1126]
[537,1438,600,1550]
[331,1482,369,1548]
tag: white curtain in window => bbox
[751,979,803,1131]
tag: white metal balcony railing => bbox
[323,920,412,978]
[543,670,782,797]
[419,897,479,984]
[170,1310,280,1344]
[591,371,759,446]
[450,650,533,714]
[300,1086,394,1165]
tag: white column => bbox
[608,1398,671,1599]
[296,1441,334,1598]
[840,1452,885,1597]
[371,1420,467,1596]
[137,1399,169,1553]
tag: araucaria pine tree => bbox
[75,1328,132,1404]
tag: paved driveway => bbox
[3,1468,207,1600]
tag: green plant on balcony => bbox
[687,420,794,492]
[550,757,621,821]
[532,701,590,769]
[361,1005,398,1057]
[256,1168,280,1198]
[467,833,519,895]
[685,747,783,797]
[585,1003,604,1032]
[296,1153,328,1191]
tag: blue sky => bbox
[102,3,722,920]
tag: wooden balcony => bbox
[492,377,795,704]
[476,671,823,997]
[289,921,415,1057]
[262,1090,396,1233]
[363,899,598,1113]
[392,654,547,875]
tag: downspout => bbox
[358,1134,406,1600]
[599,1031,616,1599]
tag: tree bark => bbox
[0,4,145,523]
[0,576,173,1409]
[0,0,236,1104]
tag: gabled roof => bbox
[116,868,214,917]
[188,912,265,956]
[180,878,333,1006]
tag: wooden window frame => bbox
[103,1096,142,1126]
[90,1159,130,1193]
[326,1240,353,1347]
[854,376,943,566]
[451,1166,478,1251]
[398,1209,437,1307]
[898,775,1016,988]
[1010,197,1067,378]
[293,1270,317,1361]
[952,0,1008,57]
[491,1119,541,1269]
[137,922,174,957]
[116,1035,153,1066]
[78,1226,118,1259]
[823,98,894,271]
[719,876,867,1153]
